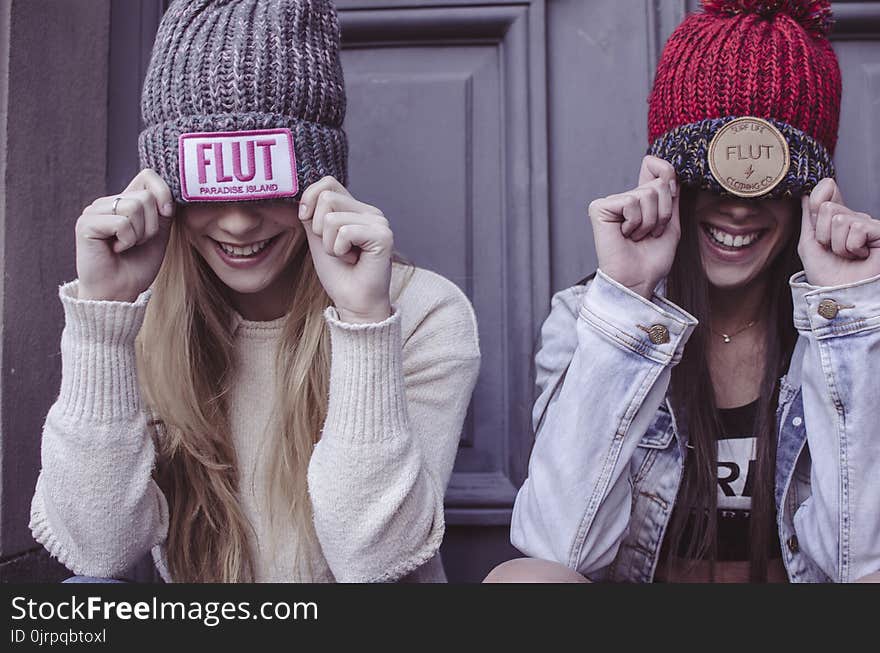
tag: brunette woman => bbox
[489,0,880,582]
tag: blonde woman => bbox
[30,0,480,583]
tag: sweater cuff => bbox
[322,305,408,442]
[56,280,152,422]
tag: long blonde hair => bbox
[137,217,332,582]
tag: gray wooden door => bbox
[335,0,550,581]
[6,0,870,583]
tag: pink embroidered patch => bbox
[178,128,298,202]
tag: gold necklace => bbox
[711,319,758,344]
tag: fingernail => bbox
[299,203,308,219]
[669,180,678,197]
[162,203,174,217]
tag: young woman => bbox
[488,0,880,582]
[30,0,480,583]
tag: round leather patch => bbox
[708,117,790,198]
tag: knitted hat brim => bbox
[648,116,835,199]
[139,112,348,204]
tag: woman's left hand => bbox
[799,178,880,287]
[298,176,393,324]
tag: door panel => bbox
[337,0,549,581]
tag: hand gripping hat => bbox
[138,0,347,204]
[647,0,841,199]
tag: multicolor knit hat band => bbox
[648,116,836,199]
[647,0,841,199]
[138,0,348,204]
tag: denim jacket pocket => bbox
[632,408,675,485]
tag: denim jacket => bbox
[511,269,880,582]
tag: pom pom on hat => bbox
[701,0,833,37]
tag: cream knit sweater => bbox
[29,264,480,582]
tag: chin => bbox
[698,240,777,291]
[703,270,760,290]
[212,271,278,295]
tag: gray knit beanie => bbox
[138,0,347,203]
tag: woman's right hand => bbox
[588,156,680,299]
[75,169,175,302]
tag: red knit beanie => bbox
[647,0,841,199]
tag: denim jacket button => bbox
[818,299,839,319]
[792,416,803,427]
[643,324,670,345]
[787,535,799,554]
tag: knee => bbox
[483,558,589,583]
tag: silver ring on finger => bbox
[111,197,124,215]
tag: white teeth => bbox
[218,237,273,257]
[706,226,761,249]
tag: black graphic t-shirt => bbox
[715,400,760,560]
[666,400,782,561]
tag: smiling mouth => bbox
[702,224,767,251]
[213,235,279,258]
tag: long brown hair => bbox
[663,190,800,581]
